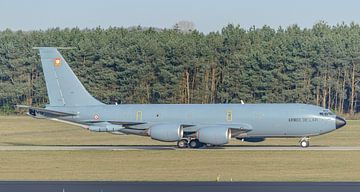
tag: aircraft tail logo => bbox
[54,58,61,67]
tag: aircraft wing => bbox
[105,121,146,126]
[81,120,146,126]
[16,105,77,117]
[78,120,148,134]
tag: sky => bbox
[1,0,360,33]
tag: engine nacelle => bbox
[149,124,183,142]
[197,126,231,145]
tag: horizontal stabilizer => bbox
[16,105,77,117]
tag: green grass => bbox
[0,150,359,181]
[0,116,359,181]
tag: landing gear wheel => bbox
[189,139,202,148]
[300,138,310,148]
[177,139,188,148]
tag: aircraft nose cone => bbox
[336,116,346,129]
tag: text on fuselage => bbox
[288,118,319,122]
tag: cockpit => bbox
[319,110,334,116]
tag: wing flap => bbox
[81,120,146,126]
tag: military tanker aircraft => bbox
[17,47,346,148]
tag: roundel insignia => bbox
[54,58,61,67]
[93,114,100,120]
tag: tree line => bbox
[1,22,360,115]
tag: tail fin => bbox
[37,47,104,106]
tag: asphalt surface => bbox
[0,181,359,192]
[0,145,360,151]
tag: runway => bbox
[0,145,360,151]
[0,181,360,192]
[0,181,359,192]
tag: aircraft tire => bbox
[300,140,309,148]
[189,139,201,148]
[177,139,188,148]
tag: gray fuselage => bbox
[49,103,338,138]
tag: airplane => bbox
[17,47,347,148]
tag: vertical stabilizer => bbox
[38,47,104,106]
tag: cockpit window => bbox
[320,110,334,116]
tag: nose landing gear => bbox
[299,137,310,148]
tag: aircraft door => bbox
[136,111,142,121]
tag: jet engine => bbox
[149,124,183,142]
[197,126,231,145]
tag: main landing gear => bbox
[177,138,204,149]
[299,137,310,148]
[177,139,188,148]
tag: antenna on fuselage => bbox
[240,100,245,104]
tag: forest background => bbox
[1,22,360,117]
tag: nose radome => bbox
[336,116,346,129]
